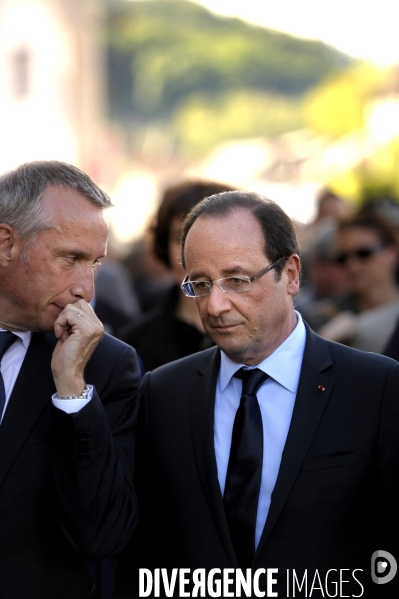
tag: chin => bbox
[34,314,57,333]
[29,322,54,333]
[219,342,247,359]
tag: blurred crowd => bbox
[297,190,399,359]
[93,183,399,376]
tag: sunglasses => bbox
[334,244,386,265]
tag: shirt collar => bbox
[0,328,32,349]
[219,310,306,394]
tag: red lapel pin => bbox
[318,385,326,392]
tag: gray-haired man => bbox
[0,161,139,599]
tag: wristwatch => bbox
[55,385,91,400]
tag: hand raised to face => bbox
[51,299,103,397]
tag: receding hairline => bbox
[39,183,110,213]
[183,208,273,280]
[0,160,112,206]
[185,206,262,235]
[0,160,112,246]
[180,191,300,281]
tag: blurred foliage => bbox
[105,0,399,208]
[326,137,399,203]
[106,0,350,129]
[303,63,384,137]
[358,138,399,202]
[173,90,303,156]
[302,62,399,203]
[327,170,363,202]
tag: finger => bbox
[54,321,69,339]
[54,305,85,338]
[59,329,70,343]
[72,298,96,318]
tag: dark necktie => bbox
[223,367,269,567]
[0,332,17,420]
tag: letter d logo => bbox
[371,550,397,584]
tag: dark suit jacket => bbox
[0,332,139,599]
[115,325,399,598]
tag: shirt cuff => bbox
[52,385,93,414]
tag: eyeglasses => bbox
[181,257,286,298]
[334,244,387,265]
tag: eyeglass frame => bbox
[181,257,287,297]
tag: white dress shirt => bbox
[0,328,91,421]
[214,311,307,548]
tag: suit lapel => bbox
[188,347,238,564]
[255,326,334,559]
[0,333,56,487]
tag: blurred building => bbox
[0,0,105,175]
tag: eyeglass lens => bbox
[335,245,384,265]
[184,277,251,297]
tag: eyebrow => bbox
[189,265,249,280]
[57,249,106,261]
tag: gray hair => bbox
[0,160,112,244]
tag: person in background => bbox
[296,188,353,312]
[119,180,234,372]
[357,197,399,285]
[313,188,352,224]
[121,236,174,314]
[93,255,141,337]
[318,212,399,353]
[295,220,350,330]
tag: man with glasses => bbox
[115,192,398,598]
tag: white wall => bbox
[0,0,103,174]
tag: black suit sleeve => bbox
[51,342,140,560]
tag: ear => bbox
[0,224,19,267]
[285,254,301,296]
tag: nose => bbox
[70,266,95,303]
[205,282,232,317]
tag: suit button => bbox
[78,431,87,441]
